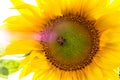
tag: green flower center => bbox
[42,13,99,71]
[48,21,91,63]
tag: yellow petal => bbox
[93,49,120,70]
[3,16,43,40]
[84,62,104,80]
[95,12,120,31]
[76,70,87,80]
[19,51,46,78]
[36,0,62,19]
[86,0,110,19]
[10,0,45,25]
[109,0,120,10]
[4,16,40,32]
[20,58,39,78]
[60,71,82,80]
[20,63,33,78]
[20,51,45,68]
[4,40,42,55]
[103,69,120,80]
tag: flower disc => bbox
[41,14,100,71]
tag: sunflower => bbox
[1,0,120,80]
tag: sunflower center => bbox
[41,13,99,71]
[56,36,66,46]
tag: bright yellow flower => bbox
[1,0,120,80]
